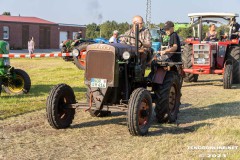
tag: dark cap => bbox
[164,21,174,30]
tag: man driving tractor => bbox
[120,15,152,76]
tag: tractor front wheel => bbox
[46,83,76,129]
[223,64,233,89]
[127,88,152,136]
[227,46,240,84]
[3,69,31,95]
[182,44,199,82]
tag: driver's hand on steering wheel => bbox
[159,51,166,56]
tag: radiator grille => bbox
[85,51,115,85]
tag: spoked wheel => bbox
[73,42,93,70]
[46,83,76,129]
[127,88,152,136]
[154,71,181,123]
[3,69,31,95]
[223,64,233,89]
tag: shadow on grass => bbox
[149,123,212,136]
[71,101,239,136]
[71,111,126,129]
[179,101,240,124]
[1,84,86,98]
[183,79,240,89]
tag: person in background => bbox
[109,30,119,43]
[74,30,82,40]
[204,24,217,41]
[28,37,35,58]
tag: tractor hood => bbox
[87,43,137,59]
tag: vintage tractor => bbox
[0,41,31,95]
[61,38,95,70]
[46,24,182,136]
[182,13,240,89]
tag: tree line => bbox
[86,20,229,40]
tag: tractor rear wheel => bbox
[46,83,76,129]
[127,88,152,136]
[86,88,111,117]
[73,42,93,70]
[182,44,199,82]
[154,71,181,123]
[223,64,233,89]
[3,69,31,95]
[227,46,240,84]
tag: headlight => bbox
[72,49,80,56]
[123,51,130,60]
[6,43,10,52]
[4,59,10,66]
[204,54,209,58]
[194,54,199,58]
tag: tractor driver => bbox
[120,15,152,50]
[120,15,152,76]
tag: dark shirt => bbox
[74,32,82,40]
[169,32,181,62]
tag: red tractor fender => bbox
[152,67,167,84]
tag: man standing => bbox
[109,30,119,43]
[160,21,181,62]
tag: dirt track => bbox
[1,75,240,160]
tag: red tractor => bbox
[182,13,240,89]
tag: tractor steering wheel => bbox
[118,35,143,48]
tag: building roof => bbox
[0,15,57,25]
[59,23,86,28]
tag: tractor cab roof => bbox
[188,12,239,26]
[188,12,239,19]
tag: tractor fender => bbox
[224,59,233,67]
[152,67,167,84]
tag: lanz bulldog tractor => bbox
[46,24,182,136]
[182,13,240,89]
[0,40,31,95]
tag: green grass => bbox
[1,58,240,160]
[0,58,86,119]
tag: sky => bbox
[1,0,240,25]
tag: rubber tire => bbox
[73,42,93,70]
[86,88,111,117]
[127,88,152,136]
[46,83,76,129]
[182,44,199,82]
[154,72,181,123]
[223,64,233,89]
[227,46,240,84]
[3,69,31,95]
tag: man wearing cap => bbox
[109,30,119,43]
[160,21,181,62]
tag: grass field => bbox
[0,58,240,160]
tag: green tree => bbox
[2,12,11,16]
[86,23,100,39]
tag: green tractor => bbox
[0,41,31,95]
